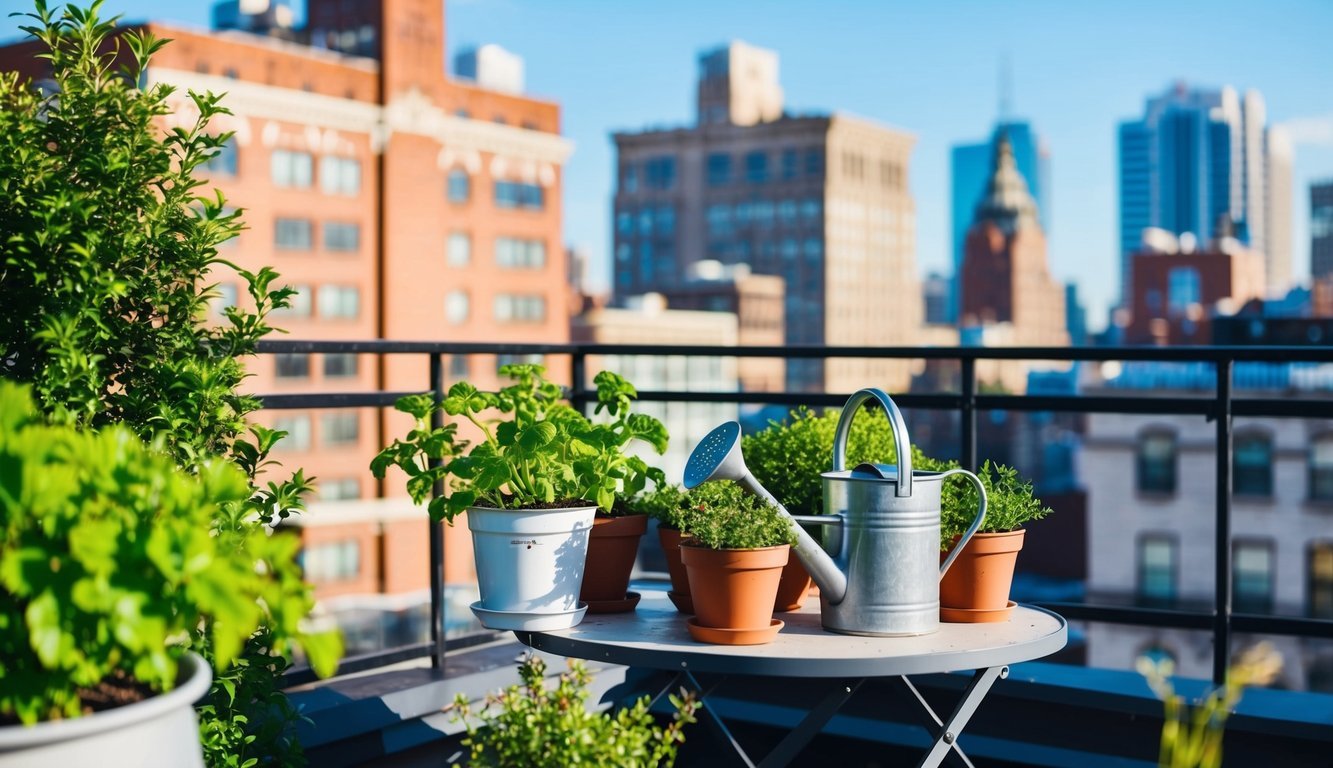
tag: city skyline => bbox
[6,0,1333,331]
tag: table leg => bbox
[911,665,1008,768]
[757,679,863,768]
[683,672,758,768]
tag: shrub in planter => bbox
[939,460,1052,622]
[450,655,698,768]
[0,383,337,765]
[678,487,797,645]
[371,365,667,629]
[632,483,739,614]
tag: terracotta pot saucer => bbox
[686,618,783,646]
[940,600,1016,624]
[667,590,694,614]
[584,591,641,614]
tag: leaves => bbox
[677,482,797,550]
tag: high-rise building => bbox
[1118,83,1291,302]
[612,41,920,394]
[950,121,1050,323]
[922,271,952,326]
[1313,180,1333,281]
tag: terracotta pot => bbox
[579,513,648,606]
[681,544,788,630]
[658,527,691,600]
[939,529,1025,615]
[773,557,812,612]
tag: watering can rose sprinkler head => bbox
[684,421,849,603]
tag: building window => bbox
[496,237,546,268]
[449,354,470,380]
[275,218,313,250]
[1233,540,1274,614]
[644,156,676,190]
[211,283,238,315]
[1310,542,1333,618]
[637,207,654,236]
[447,232,472,266]
[444,291,470,325]
[800,197,822,222]
[615,242,631,263]
[272,414,311,451]
[621,162,638,193]
[323,353,358,378]
[1311,435,1333,501]
[324,222,361,252]
[322,412,360,446]
[616,210,633,235]
[318,285,360,319]
[1233,432,1273,497]
[781,148,798,180]
[706,153,732,186]
[706,204,732,237]
[319,478,361,501]
[271,149,313,188]
[302,540,360,583]
[496,353,543,372]
[1167,267,1201,313]
[778,200,798,225]
[271,285,311,317]
[275,353,310,379]
[494,180,544,210]
[204,136,238,177]
[447,168,471,203]
[494,294,546,323]
[1136,430,1177,494]
[804,148,824,177]
[656,205,676,236]
[319,156,361,196]
[803,238,823,259]
[745,151,769,183]
[1137,534,1177,606]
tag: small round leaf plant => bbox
[371,365,669,522]
[677,482,797,551]
[940,460,1052,548]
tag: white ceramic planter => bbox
[467,505,596,629]
[0,651,212,768]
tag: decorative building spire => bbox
[973,134,1040,234]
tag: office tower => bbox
[922,272,952,326]
[1312,181,1333,281]
[1065,282,1088,346]
[612,41,920,394]
[1118,83,1291,302]
[951,121,1050,322]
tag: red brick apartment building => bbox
[0,0,572,642]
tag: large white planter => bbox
[0,651,212,768]
[467,505,596,629]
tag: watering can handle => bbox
[831,388,912,498]
[937,468,987,579]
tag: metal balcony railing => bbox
[256,340,1333,687]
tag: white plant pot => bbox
[467,505,596,627]
[0,651,212,768]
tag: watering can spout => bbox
[683,422,849,604]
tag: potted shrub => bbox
[938,460,1052,622]
[372,365,666,630]
[678,486,797,645]
[0,383,339,766]
[450,654,698,768]
[630,484,695,613]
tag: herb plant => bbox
[372,365,668,522]
[679,482,796,551]
[0,383,334,726]
[631,484,691,530]
[940,460,1052,548]
[451,655,698,768]
[0,3,338,763]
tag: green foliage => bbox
[678,482,796,551]
[0,3,338,762]
[371,365,668,522]
[630,484,692,530]
[451,655,698,768]
[0,383,329,727]
[940,460,1052,547]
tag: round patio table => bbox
[516,588,1067,768]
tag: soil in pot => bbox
[939,529,1025,622]
[658,526,693,613]
[773,557,812,613]
[681,544,788,640]
[580,513,648,611]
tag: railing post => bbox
[571,348,588,415]
[1213,359,1233,686]
[428,353,447,672]
[961,356,977,472]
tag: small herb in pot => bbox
[679,482,797,551]
[940,460,1052,548]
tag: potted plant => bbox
[371,365,666,630]
[630,484,695,613]
[678,487,797,645]
[0,383,339,766]
[938,460,1053,622]
[450,654,697,767]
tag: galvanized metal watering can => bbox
[684,388,987,636]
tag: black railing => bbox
[258,340,1333,686]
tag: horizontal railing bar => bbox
[1035,602,1215,630]
[257,391,421,410]
[1232,613,1333,639]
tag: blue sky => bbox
[7,1,1333,329]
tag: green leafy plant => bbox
[631,484,691,530]
[0,383,335,726]
[1138,642,1282,768]
[678,482,796,551]
[0,3,338,763]
[940,460,1052,548]
[371,365,668,522]
[451,655,698,768]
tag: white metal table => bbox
[516,588,1067,768]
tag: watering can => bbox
[684,388,987,636]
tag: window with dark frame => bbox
[274,353,310,379]
[447,168,470,203]
[1233,432,1274,497]
[1137,534,1177,606]
[1310,542,1333,619]
[1311,435,1333,501]
[323,353,358,378]
[1233,539,1275,614]
[1136,430,1177,494]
